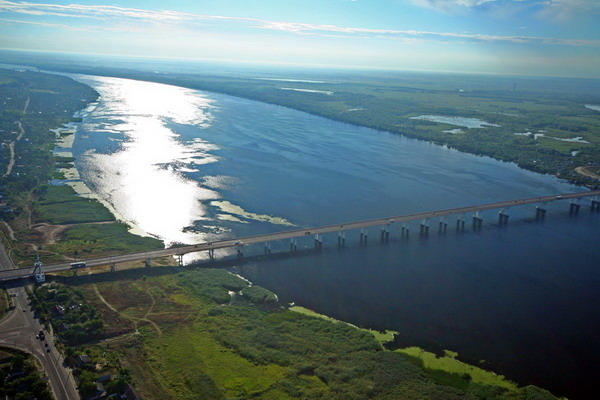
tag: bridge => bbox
[1,190,599,283]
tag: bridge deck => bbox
[1,190,598,281]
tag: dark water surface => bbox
[71,75,599,399]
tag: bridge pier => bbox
[144,258,152,268]
[337,231,346,248]
[110,264,116,273]
[380,226,390,243]
[400,224,409,239]
[360,229,368,245]
[208,248,215,261]
[264,242,272,255]
[314,234,323,251]
[176,254,184,267]
[498,210,509,226]
[456,218,465,232]
[420,219,429,237]
[569,202,580,215]
[592,199,600,212]
[236,246,244,258]
[290,238,297,252]
[438,220,447,234]
[472,212,483,230]
[535,206,546,220]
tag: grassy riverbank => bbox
[51,267,562,400]
[0,68,163,266]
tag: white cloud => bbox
[537,0,600,20]
[0,1,597,47]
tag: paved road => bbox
[0,286,80,400]
[1,190,598,282]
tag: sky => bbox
[0,0,599,77]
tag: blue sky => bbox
[0,0,599,77]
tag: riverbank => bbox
[52,266,561,400]
[13,63,598,188]
[0,68,163,267]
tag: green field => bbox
[33,185,114,225]
[47,222,162,258]
[61,268,562,400]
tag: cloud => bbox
[410,0,600,19]
[536,0,600,20]
[409,0,497,11]
[0,1,597,47]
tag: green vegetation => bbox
[241,285,278,304]
[0,68,163,266]
[49,222,162,257]
[0,68,97,199]
[397,347,516,390]
[29,282,135,398]
[63,268,561,400]
[34,185,114,224]
[290,306,397,346]
[0,348,53,400]
[30,283,104,345]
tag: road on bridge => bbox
[0,190,598,283]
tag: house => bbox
[75,354,91,367]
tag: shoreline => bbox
[45,67,600,189]
[51,105,160,241]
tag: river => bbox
[70,74,599,399]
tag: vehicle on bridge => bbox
[70,262,87,269]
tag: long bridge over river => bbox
[2,190,599,283]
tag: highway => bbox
[0,190,598,282]
[0,286,80,400]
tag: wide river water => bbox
[70,74,599,399]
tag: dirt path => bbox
[32,221,114,245]
[575,166,600,180]
[0,222,15,241]
[3,97,29,178]
[91,276,163,337]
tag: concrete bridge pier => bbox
[208,248,215,261]
[314,234,323,251]
[380,226,390,243]
[144,258,152,267]
[359,229,368,245]
[472,212,483,230]
[456,216,465,232]
[264,242,271,255]
[290,238,297,252]
[236,246,244,258]
[420,219,429,237]
[400,224,409,239]
[569,202,581,215]
[337,231,346,248]
[438,218,448,234]
[498,209,509,226]
[175,254,184,267]
[592,199,600,212]
[110,264,116,272]
[535,206,546,220]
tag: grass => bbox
[47,222,162,257]
[0,289,9,320]
[65,268,560,400]
[290,306,397,346]
[396,346,517,391]
[34,185,114,224]
[145,326,293,400]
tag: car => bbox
[70,261,86,269]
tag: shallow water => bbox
[71,74,599,399]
